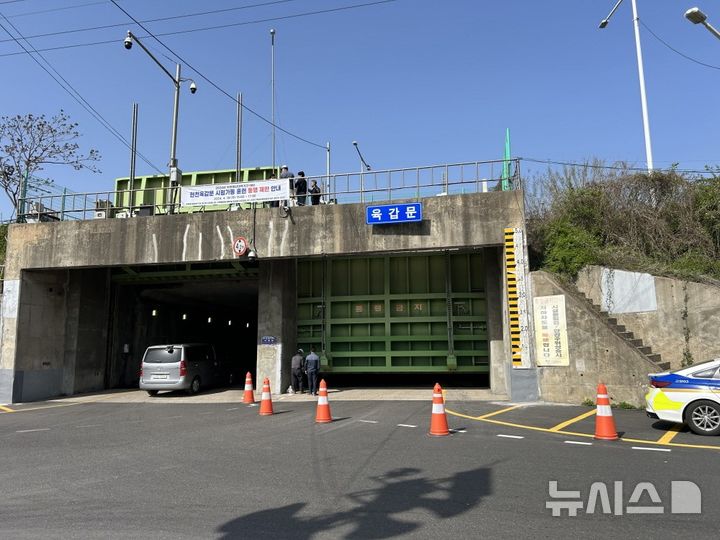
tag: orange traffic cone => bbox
[259,377,274,416]
[594,383,618,440]
[315,379,332,423]
[242,372,255,404]
[429,383,450,436]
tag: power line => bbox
[0,0,401,59]
[7,1,106,20]
[0,0,302,44]
[639,19,720,71]
[0,35,117,56]
[0,11,164,175]
[111,0,358,150]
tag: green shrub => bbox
[669,251,720,281]
[527,163,720,283]
[543,220,601,279]
[695,176,720,252]
[614,401,637,410]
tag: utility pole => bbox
[271,28,276,174]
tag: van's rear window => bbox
[144,348,182,363]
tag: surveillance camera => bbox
[124,36,132,49]
[189,82,197,94]
[247,249,257,261]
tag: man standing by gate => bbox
[305,346,320,396]
[291,349,305,394]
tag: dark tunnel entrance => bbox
[107,263,259,390]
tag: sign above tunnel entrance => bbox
[181,179,289,207]
[365,202,422,225]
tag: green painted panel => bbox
[331,259,350,296]
[369,258,384,294]
[429,255,446,293]
[297,253,490,373]
[350,259,368,296]
[113,167,277,211]
[389,257,407,294]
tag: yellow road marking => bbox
[447,409,579,435]
[0,393,119,414]
[656,424,683,444]
[445,408,720,451]
[620,436,720,451]
[475,405,522,420]
[0,405,14,413]
[549,409,596,432]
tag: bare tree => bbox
[0,110,100,216]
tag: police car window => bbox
[691,367,720,379]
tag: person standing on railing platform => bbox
[309,180,321,205]
[294,171,307,206]
[280,165,294,207]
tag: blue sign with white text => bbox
[366,202,423,225]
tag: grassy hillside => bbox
[526,163,720,283]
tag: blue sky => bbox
[1,0,720,217]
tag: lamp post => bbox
[352,141,371,203]
[124,30,197,213]
[685,7,720,40]
[270,28,276,174]
[599,0,654,172]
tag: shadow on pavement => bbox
[146,387,236,398]
[650,420,681,432]
[217,466,493,539]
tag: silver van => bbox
[139,343,232,396]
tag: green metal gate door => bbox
[297,253,489,373]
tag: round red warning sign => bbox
[232,236,248,257]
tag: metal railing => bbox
[17,159,520,222]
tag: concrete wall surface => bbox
[576,266,720,370]
[0,192,524,403]
[533,271,659,407]
[256,259,296,395]
[3,192,524,279]
[12,270,67,402]
[0,268,111,403]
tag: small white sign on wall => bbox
[534,295,570,367]
[601,268,657,314]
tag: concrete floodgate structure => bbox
[0,162,536,405]
[4,162,709,407]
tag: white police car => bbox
[646,358,720,435]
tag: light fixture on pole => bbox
[352,141,371,203]
[685,7,720,40]
[599,0,654,172]
[124,30,197,213]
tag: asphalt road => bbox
[1,398,718,539]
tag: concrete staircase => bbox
[571,287,671,372]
